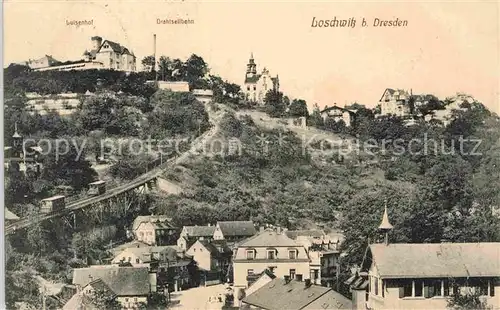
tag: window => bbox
[136,258,140,264]
[247,86,250,91]
[125,298,129,302]
[253,86,256,91]
[193,248,196,252]
[247,269,254,276]
[443,280,451,296]
[134,297,138,302]
[267,250,276,259]
[246,250,255,260]
[290,269,296,279]
[415,280,423,297]
[289,250,297,259]
[402,281,412,297]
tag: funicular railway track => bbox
[5,157,176,235]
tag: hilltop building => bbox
[30,36,136,72]
[347,205,500,310]
[243,53,279,104]
[320,104,356,127]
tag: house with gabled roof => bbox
[349,206,500,310]
[187,239,233,286]
[213,220,257,242]
[83,36,136,72]
[132,215,177,246]
[177,225,216,251]
[71,266,150,309]
[241,277,352,310]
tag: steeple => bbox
[378,202,393,245]
[246,52,257,76]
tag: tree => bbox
[157,56,173,81]
[307,104,324,128]
[264,89,285,118]
[184,54,209,88]
[288,99,309,117]
[141,55,156,72]
[447,288,489,310]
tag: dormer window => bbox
[267,249,276,260]
[288,249,297,259]
[246,249,255,260]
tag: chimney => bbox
[378,202,394,245]
[259,226,265,232]
[305,279,312,288]
[284,275,291,284]
[153,34,157,77]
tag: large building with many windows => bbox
[232,229,311,291]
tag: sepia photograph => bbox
[2,1,500,309]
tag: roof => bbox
[183,225,216,238]
[195,240,232,257]
[245,74,261,84]
[364,243,500,279]
[5,208,20,220]
[285,230,326,240]
[86,278,116,299]
[242,278,351,310]
[62,291,97,310]
[379,88,411,102]
[72,266,149,296]
[217,221,256,237]
[239,230,300,248]
[132,215,173,231]
[98,40,134,56]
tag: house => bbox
[132,215,176,245]
[213,221,257,242]
[286,230,343,286]
[233,229,311,291]
[187,239,233,272]
[177,225,216,251]
[83,36,136,72]
[243,53,279,104]
[241,277,352,310]
[71,266,150,309]
[349,206,500,310]
[187,239,233,286]
[320,105,355,127]
[111,244,195,292]
[379,88,413,117]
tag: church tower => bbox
[246,53,257,78]
[378,202,393,245]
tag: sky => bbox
[4,0,500,114]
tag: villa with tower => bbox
[346,205,500,310]
[243,53,280,104]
